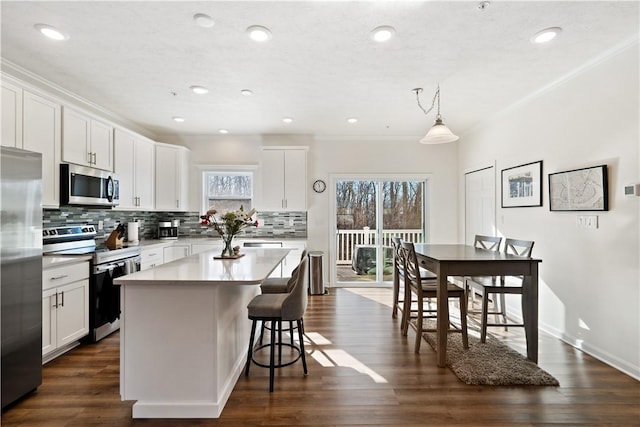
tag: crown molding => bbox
[1,58,156,139]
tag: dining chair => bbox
[391,237,405,323]
[245,256,309,392]
[465,238,534,343]
[400,241,469,353]
[466,235,503,307]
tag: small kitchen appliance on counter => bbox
[158,219,179,240]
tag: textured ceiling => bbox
[1,1,638,141]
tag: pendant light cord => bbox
[414,85,441,117]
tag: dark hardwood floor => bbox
[2,288,639,426]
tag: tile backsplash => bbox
[43,208,307,240]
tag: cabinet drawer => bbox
[43,262,89,291]
[141,249,164,270]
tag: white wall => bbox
[171,134,459,282]
[458,43,640,379]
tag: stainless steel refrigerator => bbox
[1,147,43,409]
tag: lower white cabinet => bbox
[141,247,164,270]
[281,242,307,277]
[42,261,89,360]
[191,243,223,255]
[163,244,190,263]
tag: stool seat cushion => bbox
[247,293,289,318]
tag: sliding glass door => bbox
[333,177,427,286]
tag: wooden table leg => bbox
[436,264,448,367]
[521,262,539,363]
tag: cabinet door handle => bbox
[60,291,64,307]
[176,199,179,208]
[87,152,93,164]
[53,293,59,308]
[92,153,97,165]
[50,274,68,280]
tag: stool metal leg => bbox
[245,319,257,376]
[269,319,276,392]
[297,319,308,375]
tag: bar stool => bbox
[259,250,308,344]
[245,257,309,392]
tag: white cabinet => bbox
[155,143,189,211]
[62,106,113,171]
[191,242,222,255]
[261,148,307,211]
[1,80,22,148]
[114,128,155,209]
[42,261,89,361]
[141,247,164,270]
[163,244,190,263]
[281,241,307,277]
[22,91,61,207]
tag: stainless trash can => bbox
[308,251,325,295]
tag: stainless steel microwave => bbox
[60,164,119,207]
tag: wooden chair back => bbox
[391,237,404,273]
[399,241,421,290]
[504,238,534,257]
[474,235,502,252]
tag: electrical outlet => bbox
[577,215,598,229]
[98,220,104,230]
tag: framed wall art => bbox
[501,160,543,208]
[549,164,608,211]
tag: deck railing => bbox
[336,228,423,265]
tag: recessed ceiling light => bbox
[282,117,293,124]
[172,116,185,123]
[370,26,395,43]
[241,89,253,96]
[219,129,229,134]
[34,24,69,41]
[531,27,562,44]
[190,85,209,95]
[193,13,215,28]
[246,25,272,42]
[347,118,358,124]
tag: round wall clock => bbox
[313,179,326,193]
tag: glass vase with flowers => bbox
[200,206,258,258]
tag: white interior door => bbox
[465,166,496,244]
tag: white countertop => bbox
[114,247,290,286]
[43,254,92,269]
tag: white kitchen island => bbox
[114,247,290,419]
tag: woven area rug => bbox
[421,321,559,386]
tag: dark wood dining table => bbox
[413,244,542,367]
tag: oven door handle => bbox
[95,261,126,273]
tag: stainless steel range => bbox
[43,225,141,342]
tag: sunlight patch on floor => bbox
[343,287,394,308]
[305,330,388,384]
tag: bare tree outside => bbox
[336,180,423,230]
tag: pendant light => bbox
[413,85,459,144]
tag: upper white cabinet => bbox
[155,143,189,211]
[22,91,61,207]
[114,128,155,210]
[261,148,307,211]
[62,106,113,171]
[1,80,23,148]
